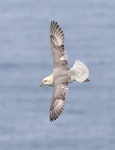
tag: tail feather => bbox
[69,60,89,83]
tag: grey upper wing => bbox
[50,83,69,121]
[50,21,69,69]
[49,21,70,121]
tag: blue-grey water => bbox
[0,0,115,149]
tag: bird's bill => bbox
[40,82,44,87]
[84,78,90,82]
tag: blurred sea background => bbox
[0,0,115,149]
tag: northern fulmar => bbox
[40,21,90,121]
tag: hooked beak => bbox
[84,78,90,82]
[40,82,44,87]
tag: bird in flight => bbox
[40,21,90,121]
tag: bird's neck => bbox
[48,74,54,86]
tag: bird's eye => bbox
[44,80,47,82]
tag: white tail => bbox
[69,60,89,83]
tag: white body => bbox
[42,60,89,86]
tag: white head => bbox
[40,74,54,87]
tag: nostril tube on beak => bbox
[40,83,44,87]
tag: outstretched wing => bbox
[50,21,69,69]
[50,83,69,121]
[50,21,70,121]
